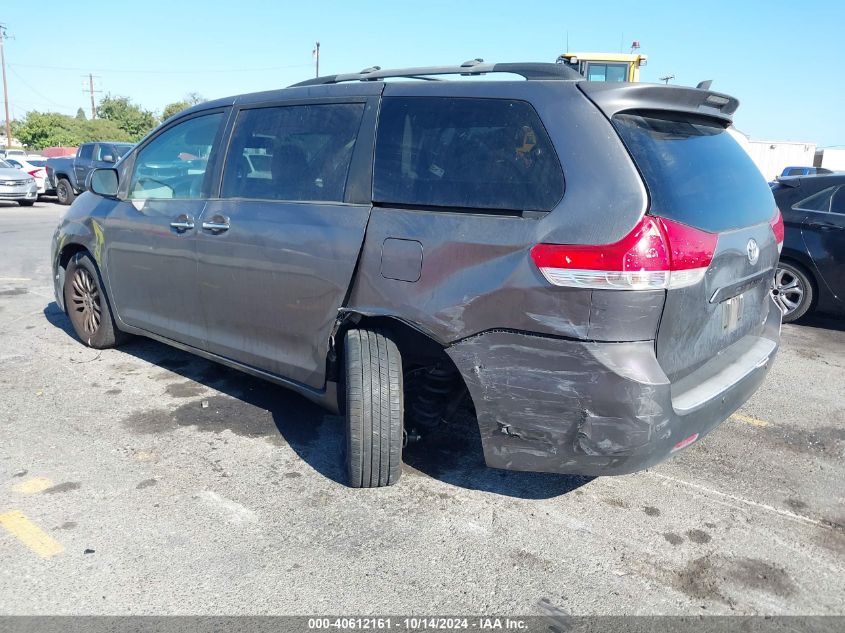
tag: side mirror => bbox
[102,154,115,163]
[88,168,119,198]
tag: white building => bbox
[730,129,816,181]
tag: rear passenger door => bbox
[196,98,377,388]
[74,144,94,188]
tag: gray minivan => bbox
[52,62,783,487]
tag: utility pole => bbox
[314,41,320,78]
[0,24,11,149]
[82,73,101,119]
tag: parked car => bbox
[46,141,133,204]
[4,156,49,196]
[771,174,845,321]
[52,62,782,487]
[0,158,38,206]
[0,148,28,160]
[780,166,832,178]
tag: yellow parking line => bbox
[731,413,769,428]
[12,477,53,494]
[0,511,64,558]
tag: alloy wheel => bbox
[772,266,805,317]
[69,267,102,335]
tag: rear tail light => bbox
[770,208,784,253]
[530,215,718,290]
[27,169,43,178]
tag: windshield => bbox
[613,112,775,232]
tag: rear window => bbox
[374,97,564,213]
[613,113,775,232]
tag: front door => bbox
[104,110,227,347]
[196,100,373,389]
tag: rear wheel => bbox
[63,252,125,348]
[56,178,76,205]
[772,261,814,323]
[344,329,403,488]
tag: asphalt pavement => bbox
[0,201,843,615]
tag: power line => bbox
[8,62,313,75]
[7,64,73,109]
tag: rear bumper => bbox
[445,299,780,476]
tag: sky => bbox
[2,0,843,146]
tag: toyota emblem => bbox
[746,239,759,265]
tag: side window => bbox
[374,97,564,213]
[129,113,223,200]
[221,103,365,202]
[78,144,94,161]
[830,187,845,215]
[96,144,112,161]
[794,186,836,212]
[6,159,22,168]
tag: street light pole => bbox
[0,25,12,149]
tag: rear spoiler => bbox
[578,82,739,124]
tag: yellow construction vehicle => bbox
[556,52,648,83]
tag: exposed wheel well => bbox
[332,313,476,431]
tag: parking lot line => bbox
[731,412,770,427]
[12,477,53,494]
[0,510,64,558]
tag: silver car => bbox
[0,159,38,206]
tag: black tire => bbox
[56,178,76,205]
[773,260,814,323]
[344,329,403,488]
[63,252,126,348]
[18,200,35,207]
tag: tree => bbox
[76,108,87,120]
[13,111,133,150]
[97,95,157,141]
[186,92,206,106]
[161,100,191,121]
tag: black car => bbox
[771,174,845,321]
[52,62,781,487]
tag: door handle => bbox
[201,215,230,233]
[170,216,195,232]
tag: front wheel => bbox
[18,200,35,207]
[344,329,403,488]
[63,252,125,348]
[772,261,814,323]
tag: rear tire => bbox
[773,261,814,323]
[56,178,76,205]
[344,329,403,488]
[63,252,126,349]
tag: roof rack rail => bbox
[289,61,583,87]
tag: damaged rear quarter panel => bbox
[444,331,672,475]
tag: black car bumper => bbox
[445,301,781,476]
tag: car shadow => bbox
[795,313,845,333]
[44,302,592,500]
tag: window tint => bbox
[374,97,563,213]
[129,113,223,200]
[795,186,835,212]
[830,187,845,215]
[79,144,94,160]
[6,159,22,168]
[221,103,364,202]
[784,168,804,176]
[613,113,775,232]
